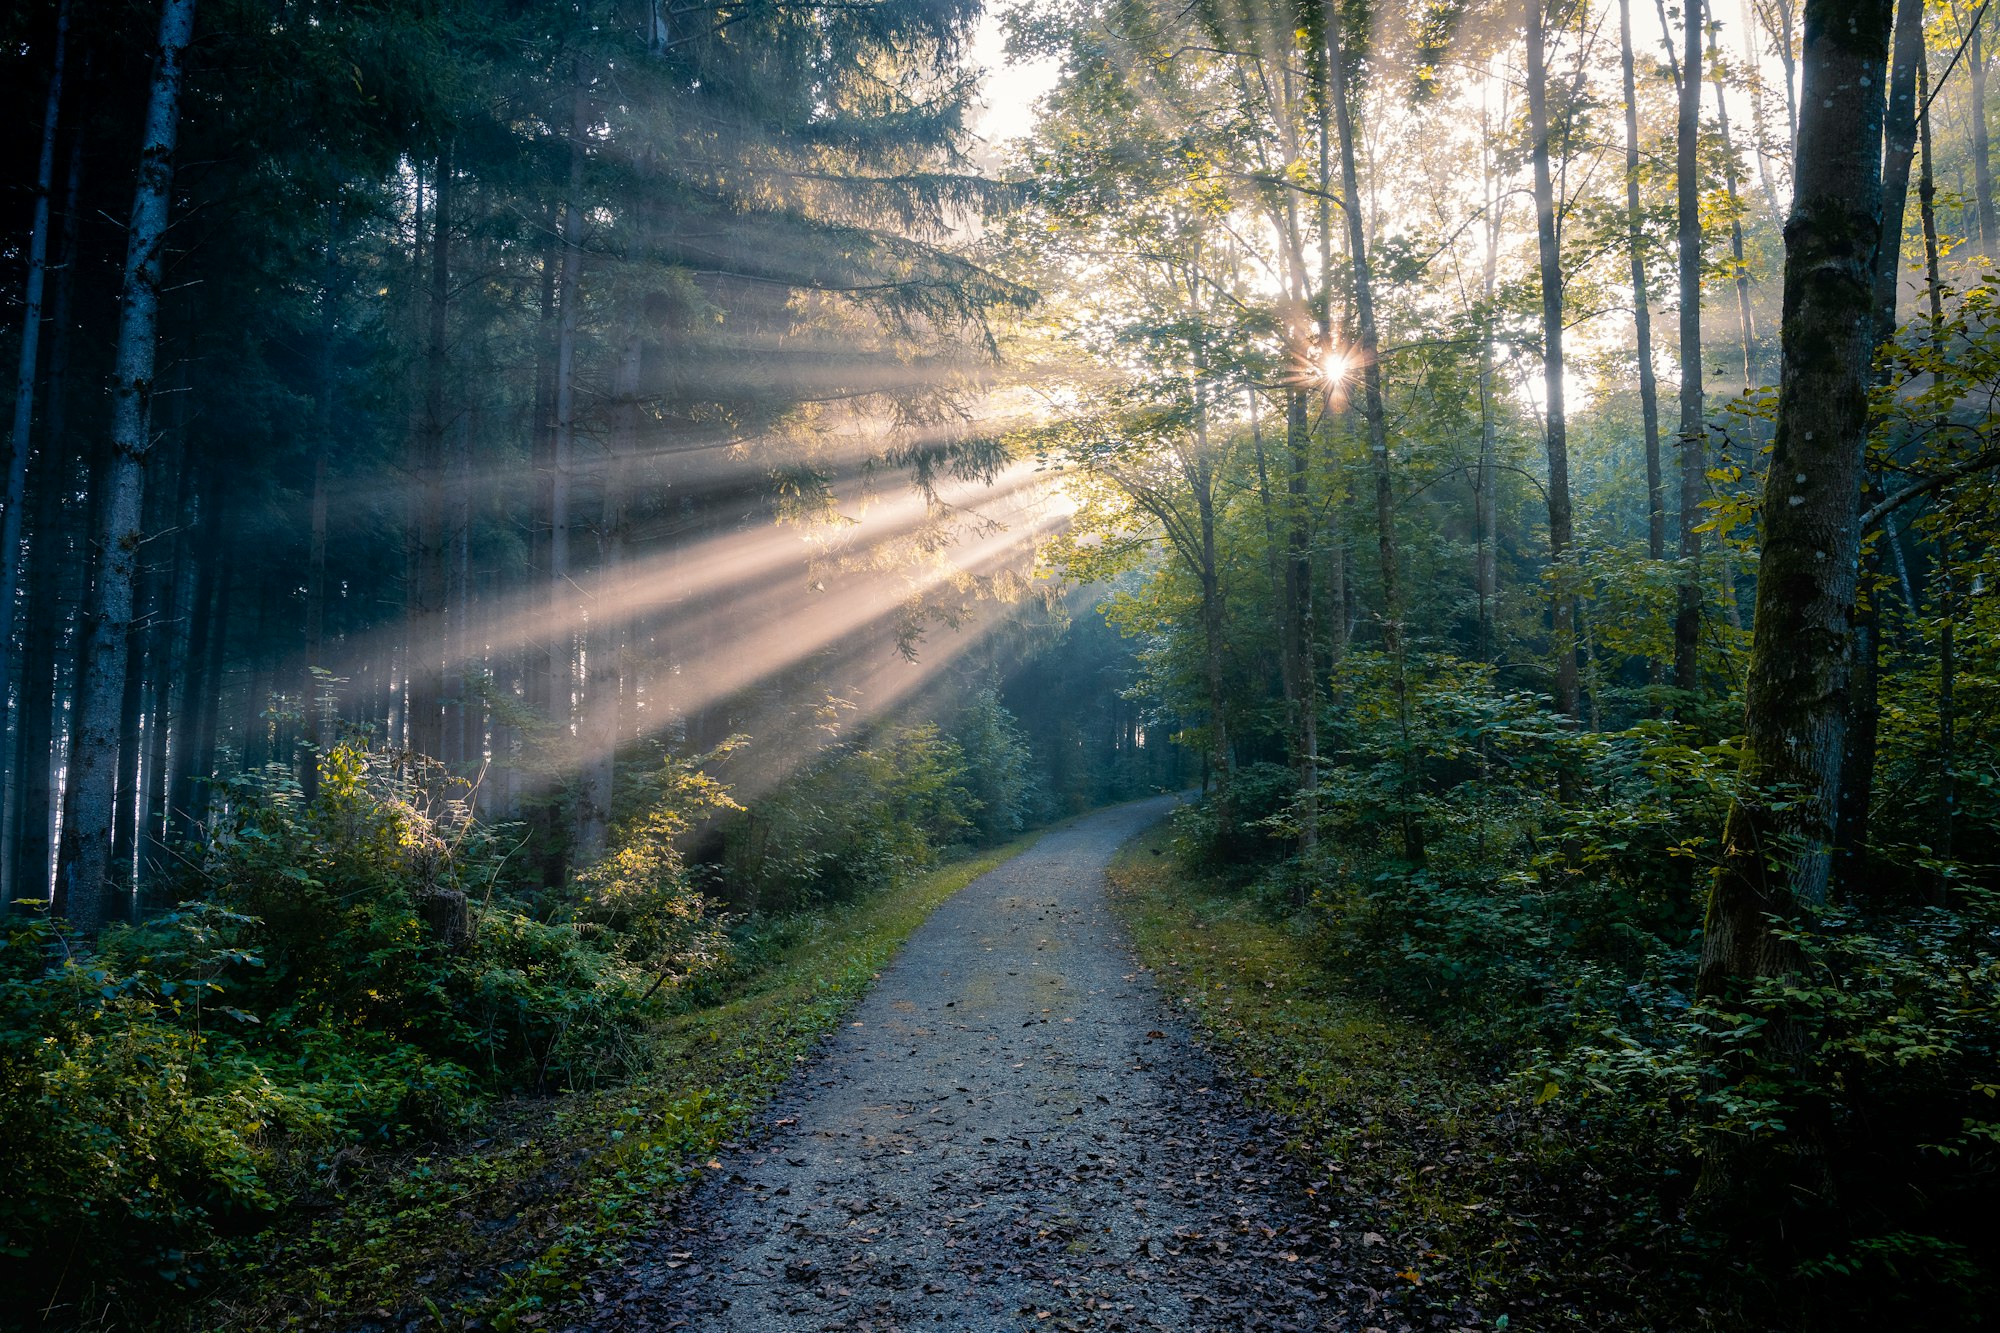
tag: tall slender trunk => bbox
[11,128,84,904]
[1195,388,1232,785]
[551,67,587,752]
[1745,15,1787,224]
[170,480,223,843]
[56,0,199,935]
[1329,3,1419,862]
[1527,0,1580,721]
[1283,380,1317,837]
[531,203,559,721]
[1918,63,1954,896]
[113,434,179,900]
[143,457,196,878]
[1696,0,1896,1206]
[1476,78,1508,666]
[1271,65,1318,850]
[1674,0,1707,693]
[1621,0,1668,578]
[1873,0,1924,349]
[446,409,473,771]
[408,152,450,761]
[2,0,69,693]
[1972,12,1997,248]
[1712,43,1759,387]
[574,339,635,864]
[1776,0,1808,137]
[1936,540,1955,896]
[1835,0,1925,889]
[303,212,338,799]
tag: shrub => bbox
[718,723,978,911]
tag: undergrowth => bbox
[1107,822,1693,1331]
[202,831,1045,1332]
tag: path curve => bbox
[583,796,1362,1332]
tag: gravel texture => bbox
[578,796,1395,1332]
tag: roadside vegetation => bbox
[0,692,1088,1331]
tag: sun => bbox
[1317,343,1355,386]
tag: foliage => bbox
[0,743,719,1323]
[949,688,1044,842]
[717,722,981,911]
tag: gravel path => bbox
[580,796,1386,1332]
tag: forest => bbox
[1,0,1996,1326]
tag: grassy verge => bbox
[203,831,1047,1333]
[1106,823,1681,1330]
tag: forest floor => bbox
[577,796,1459,1333]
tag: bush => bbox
[1171,762,1296,870]
[718,723,978,911]
[0,741,735,1321]
[951,689,1043,843]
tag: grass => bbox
[202,831,1047,1332]
[1105,821,1680,1329]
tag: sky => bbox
[968,8,1061,148]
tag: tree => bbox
[1673,0,1706,692]
[1695,0,1898,1199]
[55,0,199,934]
[1,0,68,692]
[1526,0,1580,720]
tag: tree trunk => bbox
[1621,0,1667,580]
[302,211,338,800]
[1195,393,1232,786]
[1,0,69,694]
[1936,539,1955,897]
[1526,0,1580,721]
[143,459,196,879]
[551,67,587,756]
[407,152,450,762]
[531,202,559,721]
[1328,3,1419,862]
[11,129,84,905]
[170,481,224,844]
[1712,42,1759,389]
[1835,0,1925,888]
[55,0,198,935]
[446,408,473,772]
[1476,83,1507,666]
[1695,0,1896,1206]
[1673,0,1707,693]
[1972,13,1997,249]
[574,338,636,864]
